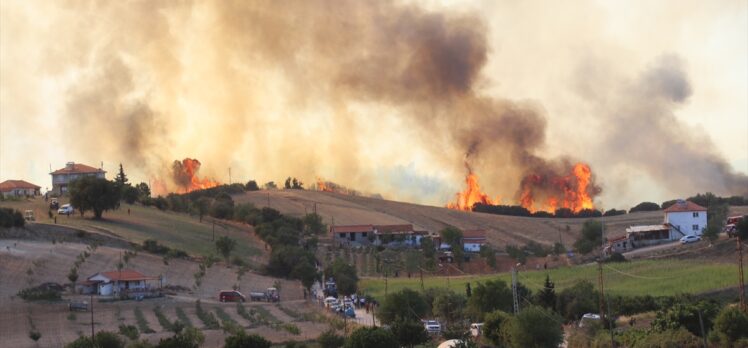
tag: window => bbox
[339,233,345,238]
[692,224,699,231]
[361,232,367,237]
[693,212,699,218]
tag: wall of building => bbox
[666,211,707,236]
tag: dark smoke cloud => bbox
[588,55,748,196]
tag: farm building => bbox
[50,162,106,195]
[0,180,41,197]
[664,199,707,237]
[331,224,428,247]
[462,229,487,252]
[82,269,160,298]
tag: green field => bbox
[360,259,738,298]
[1,198,261,257]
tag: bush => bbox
[65,331,125,348]
[507,306,564,348]
[377,288,429,324]
[318,329,345,348]
[195,300,220,329]
[629,202,660,213]
[0,207,25,228]
[118,324,139,340]
[605,253,626,263]
[713,305,748,344]
[133,308,155,334]
[345,327,398,348]
[17,285,62,301]
[224,332,271,348]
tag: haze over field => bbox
[1,0,746,209]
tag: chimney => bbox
[66,162,75,170]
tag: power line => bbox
[602,264,680,280]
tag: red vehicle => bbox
[724,216,745,238]
[218,290,246,303]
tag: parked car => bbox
[680,235,701,244]
[218,290,246,302]
[579,313,601,328]
[49,198,59,210]
[422,320,442,334]
[58,204,74,215]
[69,300,89,312]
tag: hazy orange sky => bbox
[1,0,746,209]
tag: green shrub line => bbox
[214,306,237,325]
[277,304,302,321]
[280,323,301,335]
[153,306,176,332]
[118,324,139,340]
[175,307,193,328]
[133,307,155,334]
[195,300,220,330]
[236,303,263,327]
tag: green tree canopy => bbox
[245,180,260,191]
[483,310,512,347]
[69,176,121,219]
[556,280,598,322]
[713,305,748,344]
[344,327,398,348]
[223,332,271,348]
[535,274,556,310]
[65,331,125,348]
[215,236,237,261]
[303,213,326,235]
[324,258,358,295]
[391,320,430,348]
[507,306,564,348]
[317,329,345,348]
[467,280,513,321]
[573,220,602,254]
[432,291,467,326]
[377,288,429,324]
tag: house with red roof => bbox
[462,229,487,252]
[84,269,160,298]
[664,199,707,237]
[331,224,427,246]
[50,162,106,195]
[0,180,41,198]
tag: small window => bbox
[361,232,367,237]
[339,233,345,238]
[692,224,699,231]
[693,212,699,218]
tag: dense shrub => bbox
[0,207,25,228]
[629,202,660,213]
[17,285,62,301]
[345,327,398,348]
[713,306,748,344]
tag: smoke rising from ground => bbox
[0,1,744,205]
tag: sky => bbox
[0,0,746,210]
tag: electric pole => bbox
[597,261,606,321]
[512,267,520,314]
[90,294,94,342]
[738,237,746,311]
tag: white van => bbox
[58,204,74,215]
[470,323,484,337]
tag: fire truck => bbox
[724,215,746,238]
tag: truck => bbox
[249,287,280,302]
[724,215,746,238]
[323,278,338,297]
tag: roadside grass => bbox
[359,259,737,299]
[175,307,193,328]
[1,199,261,257]
[133,307,155,334]
[214,306,237,326]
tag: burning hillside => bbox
[171,158,220,193]
[447,162,599,213]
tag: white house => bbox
[664,200,707,237]
[85,269,159,298]
[462,230,487,252]
[50,162,106,195]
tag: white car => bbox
[422,320,441,334]
[680,235,701,244]
[579,313,601,328]
[57,204,74,215]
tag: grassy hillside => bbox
[234,189,748,247]
[359,258,739,298]
[0,198,262,258]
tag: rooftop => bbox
[331,225,374,234]
[374,224,414,235]
[0,180,40,192]
[51,162,105,175]
[626,224,670,233]
[663,200,707,213]
[89,269,157,282]
[462,229,487,240]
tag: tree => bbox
[245,180,260,191]
[573,220,602,255]
[135,182,151,200]
[317,330,345,348]
[479,244,497,269]
[377,288,429,324]
[284,177,292,189]
[736,216,748,240]
[344,327,398,348]
[629,202,661,213]
[68,267,79,290]
[483,310,512,347]
[440,227,464,265]
[467,280,513,321]
[263,181,277,189]
[155,327,204,348]
[223,332,271,348]
[69,177,121,219]
[303,213,326,235]
[324,258,358,295]
[432,291,467,326]
[507,306,564,348]
[210,193,235,219]
[215,236,237,262]
[536,274,556,310]
[65,331,125,348]
[114,164,129,190]
[122,186,139,204]
[391,320,429,348]
[704,203,729,242]
[194,197,211,222]
[713,305,748,344]
[420,237,436,269]
[652,300,720,337]
[556,280,598,322]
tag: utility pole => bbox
[212,220,215,241]
[419,267,425,291]
[90,294,94,342]
[597,261,606,321]
[511,267,520,314]
[738,237,746,311]
[698,310,707,348]
[228,167,232,185]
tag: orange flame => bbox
[520,162,595,213]
[317,178,333,192]
[172,158,220,193]
[447,172,499,211]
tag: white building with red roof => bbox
[664,199,707,237]
[50,162,106,195]
[85,269,160,298]
[0,180,41,197]
[462,229,487,252]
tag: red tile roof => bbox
[51,163,105,175]
[331,225,374,234]
[92,269,157,281]
[0,180,41,192]
[462,229,487,240]
[663,200,706,213]
[374,224,414,234]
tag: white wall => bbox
[666,211,707,237]
[464,243,483,252]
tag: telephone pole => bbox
[511,267,520,314]
[738,237,746,311]
[597,261,606,321]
